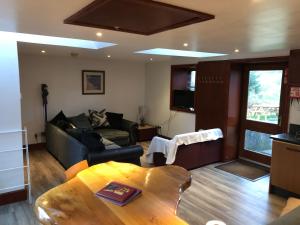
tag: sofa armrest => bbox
[87,145,143,166]
[46,123,89,169]
[121,119,138,145]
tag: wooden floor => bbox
[0,142,286,225]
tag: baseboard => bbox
[0,188,27,206]
[28,142,46,150]
[239,157,270,168]
[270,185,300,198]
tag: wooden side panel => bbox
[223,64,242,161]
[288,50,300,85]
[153,139,222,170]
[171,68,190,90]
[271,140,300,194]
[195,61,242,162]
[0,189,27,206]
[170,64,196,113]
[137,127,157,142]
[64,0,214,35]
[195,61,231,131]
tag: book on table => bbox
[96,181,142,206]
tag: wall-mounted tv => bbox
[173,90,194,110]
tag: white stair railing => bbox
[0,128,31,204]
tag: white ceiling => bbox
[1,0,300,61]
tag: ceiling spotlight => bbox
[107,55,111,58]
[234,48,240,53]
[41,50,46,54]
[96,32,103,37]
[183,43,189,47]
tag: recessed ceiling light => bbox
[234,48,240,53]
[107,55,111,58]
[206,220,226,225]
[96,32,103,37]
[0,31,116,50]
[41,50,46,54]
[183,43,189,47]
[135,48,226,58]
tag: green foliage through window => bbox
[246,70,283,124]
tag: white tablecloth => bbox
[146,128,223,164]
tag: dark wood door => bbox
[195,61,231,130]
[195,61,242,162]
[239,63,288,165]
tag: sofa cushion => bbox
[102,137,115,146]
[66,128,105,152]
[96,129,129,146]
[106,112,123,129]
[102,137,121,150]
[69,113,92,129]
[88,109,109,128]
[66,128,87,140]
[81,131,105,152]
[50,111,75,130]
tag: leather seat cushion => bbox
[96,129,130,146]
[102,137,121,150]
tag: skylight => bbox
[135,48,227,58]
[0,31,116,49]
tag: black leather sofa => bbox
[95,119,138,146]
[46,123,143,169]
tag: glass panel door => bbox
[240,65,286,164]
[246,70,283,124]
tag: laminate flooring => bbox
[0,142,286,225]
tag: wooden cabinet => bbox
[288,50,300,85]
[270,140,300,195]
[137,125,158,142]
[170,64,196,113]
[195,61,242,161]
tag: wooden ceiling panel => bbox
[64,0,215,35]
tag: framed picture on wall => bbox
[82,70,105,95]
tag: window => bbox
[170,65,196,113]
[239,64,287,163]
[187,70,196,91]
[246,70,283,124]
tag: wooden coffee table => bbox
[35,161,191,225]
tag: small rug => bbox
[215,160,269,181]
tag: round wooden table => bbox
[35,161,192,225]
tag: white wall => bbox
[145,62,195,138]
[0,40,24,194]
[19,54,146,144]
[20,53,300,145]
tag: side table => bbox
[137,124,158,141]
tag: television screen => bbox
[173,90,194,110]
